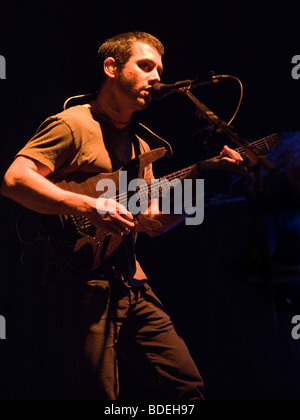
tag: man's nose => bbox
[149,68,161,84]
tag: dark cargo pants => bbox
[47,276,204,400]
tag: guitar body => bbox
[42,147,166,272]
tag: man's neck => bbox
[95,87,132,129]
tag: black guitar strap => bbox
[132,121,173,158]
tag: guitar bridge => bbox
[70,215,97,237]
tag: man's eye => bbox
[139,62,151,72]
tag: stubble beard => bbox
[117,72,152,111]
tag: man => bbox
[1,32,242,400]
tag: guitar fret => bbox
[134,134,280,206]
[113,134,280,208]
[104,136,278,209]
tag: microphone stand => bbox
[182,87,280,387]
[181,87,273,276]
[182,88,274,171]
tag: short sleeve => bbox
[16,117,75,173]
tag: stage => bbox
[0,0,300,400]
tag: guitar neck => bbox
[159,133,280,183]
[212,133,280,161]
[106,134,280,209]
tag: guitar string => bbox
[110,135,278,204]
[78,135,279,229]
[77,136,279,227]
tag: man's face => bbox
[116,41,163,111]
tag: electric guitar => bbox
[40,134,281,272]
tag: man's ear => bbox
[103,57,117,78]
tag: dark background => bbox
[1,0,300,400]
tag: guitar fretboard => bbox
[160,133,280,183]
[76,134,281,225]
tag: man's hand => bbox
[220,145,243,165]
[2,156,135,238]
[90,197,135,237]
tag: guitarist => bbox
[1,32,243,400]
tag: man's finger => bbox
[221,146,243,164]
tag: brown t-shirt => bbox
[16,101,155,284]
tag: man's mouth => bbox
[139,89,152,99]
[145,85,157,97]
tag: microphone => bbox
[151,74,230,100]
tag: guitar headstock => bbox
[268,133,281,149]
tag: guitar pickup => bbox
[70,215,97,237]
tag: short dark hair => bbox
[97,31,164,80]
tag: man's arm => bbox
[143,145,244,237]
[1,156,135,236]
[2,145,242,238]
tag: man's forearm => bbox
[144,149,245,237]
[1,158,136,236]
[142,164,200,237]
[1,167,94,217]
